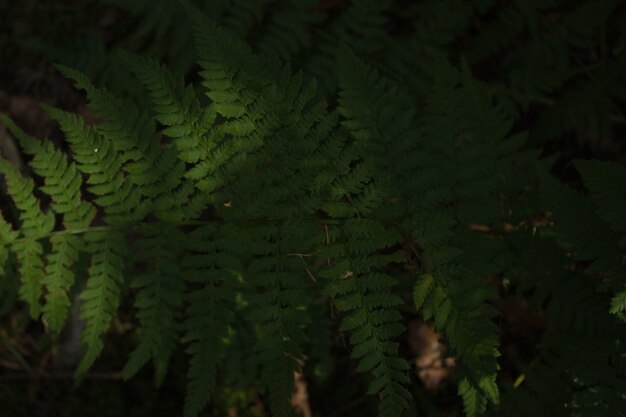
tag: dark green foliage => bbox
[122,224,185,384]
[0,2,625,417]
[182,223,241,416]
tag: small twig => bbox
[6,218,346,246]
[288,253,318,283]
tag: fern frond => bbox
[0,157,55,238]
[321,220,411,417]
[54,64,151,154]
[1,115,96,328]
[0,211,17,241]
[3,4,622,416]
[336,45,416,220]
[120,51,214,164]
[459,377,488,417]
[610,290,626,315]
[122,224,185,384]
[76,230,126,377]
[12,239,47,318]
[0,156,55,317]
[182,224,242,417]
[56,64,189,219]
[42,105,141,224]
[246,222,316,417]
[397,58,506,415]
[118,50,229,220]
[43,234,81,333]
[336,48,506,416]
[187,4,327,217]
[16,136,95,229]
[183,4,276,212]
[0,211,17,275]
[414,269,501,416]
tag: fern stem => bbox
[5,218,345,245]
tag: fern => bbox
[182,223,242,416]
[42,106,141,225]
[0,151,54,318]
[0,211,17,275]
[538,159,626,317]
[1,2,625,417]
[122,224,185,384]
[320,220,411,417]
[75,230,126,378]
[120,51,213,165]
[246,222,314,417]
[58,64,190,221]
[1,115,95,331]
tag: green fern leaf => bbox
[0,211,17,275]
[43,234,81,333]
[54,64,150,154]
[55,64,189,220]
[413,274,435,311]
[246,222,315,417]
[0,156,54,317]
[459,377,488,417]
[182,224,241,417]
[76,230,126,378]
[610,290,626,314]
[321,220,411,417]
[12,239,47,318]
[122,224,185,383]
[1,114,96,329]
[42,105,142,225]
[0,157,55,238]
[30,140,96,229]
[120,51,214,164]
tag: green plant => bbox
[0,2,624,417]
